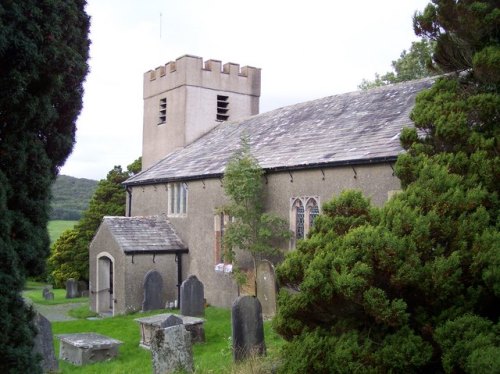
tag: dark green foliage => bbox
[359,39,439,89]
[49,159,141,287]
[275,1,499,372]
[50,175,98,220]
[221,139,289,286]
[0,1,89,372]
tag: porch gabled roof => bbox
[102,215,187,254]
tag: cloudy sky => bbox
[60,0,431,180]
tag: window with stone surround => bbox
[290,196,320,245]
[168,182,187,215]
[214,212,233,273]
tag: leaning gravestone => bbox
[66,278,79,299]
[231,295,266,361]
[151,324,194,374]
[256,260,278,317]
[33,312,59,373]
[180,275,204,317]
[142,270,164,311]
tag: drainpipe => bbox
[175,252,183,308]
[126,186,132,217]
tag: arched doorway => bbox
[97,254,114,315]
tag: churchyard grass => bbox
[48,220,78,243]
[50,306,283,373]
[23,281,87,305]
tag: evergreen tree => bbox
[275,1,499,372]
[0,2,89,372]
[49,159,141,287]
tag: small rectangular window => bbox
[216,95,229,121]
[159,97,167,124]
[168,182,187,215]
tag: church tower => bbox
[142,55,261,169]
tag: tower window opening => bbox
[159,97,167,124]
[216,95,229,121]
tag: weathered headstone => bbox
[151,324,194,374]
[81,290,89,298]
[142,270,164,311]
[256,260,278,317]
[44,291,54,301]
[78,280,88,294]
[231,295,266,361]
[42,287,50,298]
[33,312,59,373]
[180,275,204,317]
[66,278,79,299]
[160,314,183,328]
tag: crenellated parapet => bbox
[144,55,261,99]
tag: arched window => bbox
[290,196,320,246]
[295,199,305,240]
[306,198,320,232]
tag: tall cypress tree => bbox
[0,2,89,372]
[275,1,499,372]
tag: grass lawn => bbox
[25,282,284,373]
[48,220,78,243]
[51,307,283,373]
[24,281,87,305]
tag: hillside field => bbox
[48,220,78,244]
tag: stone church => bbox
[89,54,434,315]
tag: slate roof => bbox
[125,77,435,186]
[102,215,187,254]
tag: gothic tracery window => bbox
[290,196,320,246]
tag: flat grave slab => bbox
[135,313,205,349]
[57,333,122,366]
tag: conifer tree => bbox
[0,2,89,372]
[275,1,499,372]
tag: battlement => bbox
[144,55,261,98]
[148,55,260,80]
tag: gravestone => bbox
[58,333,122,366]
[256,260,278,317]
[42,287,50,298]
[44,291,54,301]
[180,275,204,317]
[81,290,89,298]
[142,270,164,311]
[151,324,194,374]
[78,280,88,294]
[231,295,266,361]
[160,314,183,328]
[33,312,59,373]
[66,278,79,299]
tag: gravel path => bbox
[26,299,88,322]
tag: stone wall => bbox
[127,162,400,308]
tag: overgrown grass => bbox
[48,220,77,243]
[51,307,283,373]
[23,281,87,305]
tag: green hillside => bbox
[50,175,98,220]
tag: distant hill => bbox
[50,175,98,220]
